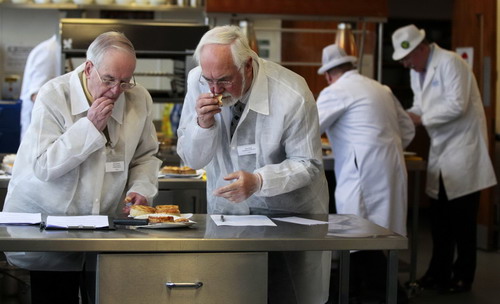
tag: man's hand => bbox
[407,112,422,126]
[122,192,148,215]
[88,97,116,131]
[196,93,222,128]
[213,171,262,203]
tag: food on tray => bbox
[174,217,190,223]
[155,204,181,216]
[129,205,156,217]
[160,165,197,175]
[148,215,174,224]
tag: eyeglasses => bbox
[199,75,236,88]
[199,64,245,88]
[94,66,136,90]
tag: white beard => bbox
[222,73,246,107]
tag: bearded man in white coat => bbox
[3,31,161,303]
[392,24,496,293]
[316,44,415,303]
[177,25,330,304]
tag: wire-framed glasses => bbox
[94,66,136,90]
[199,74,237,88]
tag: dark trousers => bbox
[30,270,89,304]
[425,176,480,288]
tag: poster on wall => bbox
[4,45,32,72]
[456,47,474,68]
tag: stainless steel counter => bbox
[0,214,406,252]
[0,214,407,304]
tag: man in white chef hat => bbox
[392,24,496,293]
[316,43,415,303]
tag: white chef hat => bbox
[317,44,357,75]
[391,24,426,61]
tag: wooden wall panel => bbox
[206,0,388,17]
[452,0,497,249]
[280,21,377,98]
[281,21,337,98]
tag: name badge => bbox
[105,161,125,172]
[237,144,257,156]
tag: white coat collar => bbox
[69,63,125,124]
[421,43,439,89]
[247,58,270,115]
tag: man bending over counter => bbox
[177,25,331,304]
[2,31,160,303]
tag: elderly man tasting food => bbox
[3,31,160,304]
[177,25,330,304]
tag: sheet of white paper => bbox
[271,216,329,226]
[46,215,109,229]
[0,212,42,225]
[211,215,277,226]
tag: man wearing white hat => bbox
[316,43,415,302]
[392,24,497,293]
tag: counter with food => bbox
[0,213,407,304]
[0,164,207,212]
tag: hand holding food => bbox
[88,97,116,131]
[195,93,222,128]
[122,192,148,215]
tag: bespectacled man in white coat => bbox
[177,25,331,304]
[3,31,161,303]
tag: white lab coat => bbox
[317,70,415,236]
[408,44,496,199]
[3,63,161,271]
[20,34,61,140]
[177,58,330,304]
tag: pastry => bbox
[148,215,174,224]
[130,205,156,217]
[179,166,196,175]
[155,204,181,216]
[216,94,223,107]
[161,166,180,174]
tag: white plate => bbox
[133,213,193,220]
[403,151,417,156]
[137,220,196,229]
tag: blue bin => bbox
[0,100,21,153]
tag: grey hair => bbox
[193,25,258,69]
[86,31,136,67]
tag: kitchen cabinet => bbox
[97,252,267,304]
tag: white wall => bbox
[0,8,63,99]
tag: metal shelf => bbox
[0,2,204,12]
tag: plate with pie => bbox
[159,166,204,178]
[136,214,196,229]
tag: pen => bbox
[220,215,225,222]
[39,221,46,231]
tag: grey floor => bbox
[398,208,500,304]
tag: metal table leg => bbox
[338,250,350,304]
[386,250,399,304]
[407,171,421,297]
